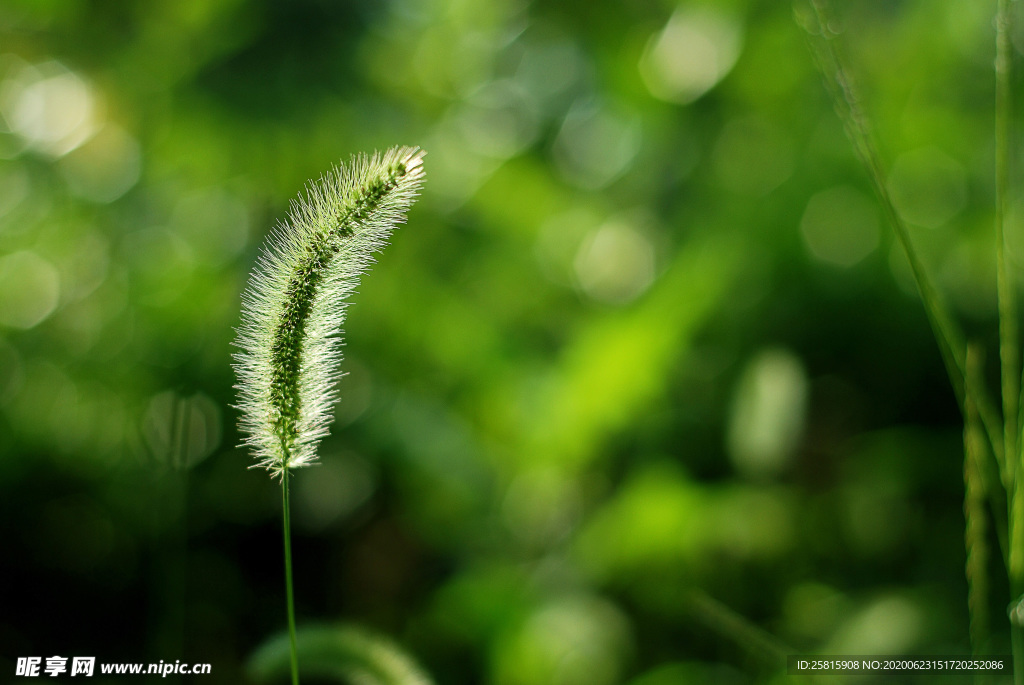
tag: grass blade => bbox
[797,0,1006,474]
[965,345,992,663]
[996,0,1020,492]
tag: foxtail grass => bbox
[234,146,425,684]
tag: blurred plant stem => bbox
[801,0,1006,484]
[996,0,1018,503]
[800,0,1021,677]
[684,591,840,684]
[801,1,967,399]
[685,590,790,666]
[150,468,188,661]
[965,345,993,674]
[995,2,1024,680]
[145,392,198,662]
[283,467,300,685]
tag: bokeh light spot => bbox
[573,220,655,304]
[495,595,631,685]
[727,348,807,478]
[0,250,60,328]
[782,583,851,643]
[800,185,880,266]
[553,101,641,189]
[1,60,98,157]
[535,207,601,287]
[887,146,967,228]
[515,35,584,108]
[59,124,141,203]
[502,467,581,546]
[452,79,540,160]
[826,594,924,654]
[639,8,743,104]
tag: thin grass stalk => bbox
[995,0,1024,610]
[150,399,189,659]
[804,0,963,394]
[996,0,1019,488]
[684,591,841,684]
[282,467,299,685]
[994,5,1024,680]
[966,345,992,670]
[800,1,1020,675]
[684,591,789,669]
[800,0,1007,474]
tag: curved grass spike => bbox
[235,146,424,685]
[234,146,425,477]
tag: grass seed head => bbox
[234,146,425,478]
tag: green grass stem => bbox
[800,2,1020,678]
[283,467,300,685]
[965,345,992,666]
[801,0,1006,473]
[993,6,1024,680]
[994,8,1024,645]
[996,0,1018,487]
[684,591,789,671]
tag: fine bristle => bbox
[234,146,425,478]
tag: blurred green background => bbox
[0,0,1016,682]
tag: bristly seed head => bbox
[233,146,425,478]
